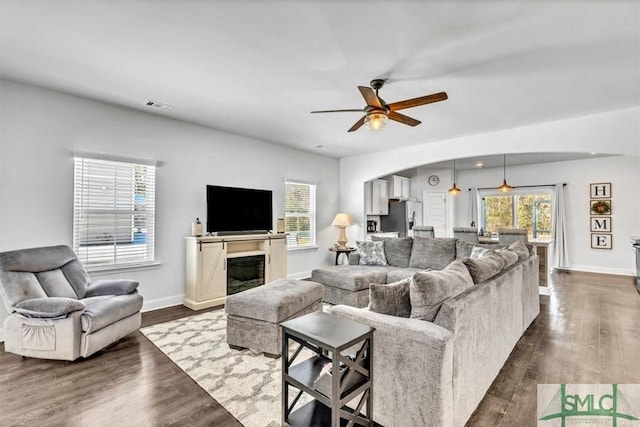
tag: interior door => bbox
[422,191,447,237]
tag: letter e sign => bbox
[591,234,612,249]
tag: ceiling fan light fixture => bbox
[364,112,388,131]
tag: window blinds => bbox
[73,156,156,268]
[284,181,316,248]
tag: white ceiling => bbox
[1,1,639,159]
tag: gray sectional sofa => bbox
[311,236,540,427]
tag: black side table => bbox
[281,311,374,427]
[328,246,356,265]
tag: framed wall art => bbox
[591,233,612,249]
[590,182,611,199]
[590,216,611,232]
[590,199,611,215]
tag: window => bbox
[73,154,156,269]
[479,189,552,240]
[284,181,316,249]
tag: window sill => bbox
[287,245,319,253]
[86,261,162,275]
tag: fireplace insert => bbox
[227,255,265,295]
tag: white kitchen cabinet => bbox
[365,179,389,215]
[391,175,411,200]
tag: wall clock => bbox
[428,175,440,186]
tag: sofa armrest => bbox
[329,305,454,427]
[86,279,139,297]
[14,297,85,319]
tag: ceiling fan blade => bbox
[310,109,363,113]
[388,111,421,127]
[347,116,366,132]
[388,92,448,111]
[358,86,383,108]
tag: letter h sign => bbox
[590,183,611,199]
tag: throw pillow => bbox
[470,246,492,259]
[455,240,499,259]
[495,248,519,268]
[14,297,85,319]
[509,240,530,260]
[356,241,388,266]
[369,278,411,318]
[371,236,413,267]
[409,260,474,321]
[462,252,506,284]
[409,237,457,270]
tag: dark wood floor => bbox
[1,271,638,426]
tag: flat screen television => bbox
[206,185,273,233]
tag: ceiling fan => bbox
[311,79,448,132]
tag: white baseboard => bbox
[561,265,634,277]
[0,328,3,343]
[141,294,185,313]
[288,271,312,280]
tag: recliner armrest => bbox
[14,297,85,319]
[86,279,139,297]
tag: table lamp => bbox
[332,213,353,248]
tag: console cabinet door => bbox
[267,238,287,282]
[198,242,226,300]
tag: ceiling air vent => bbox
[144,100,173,111]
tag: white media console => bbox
[184,233,287,310]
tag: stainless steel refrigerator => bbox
[380,200,423,237]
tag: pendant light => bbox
[497,154,513,192]
[448,159,461,195]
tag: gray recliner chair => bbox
[0,245,143,360]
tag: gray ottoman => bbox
[225,279,323,357]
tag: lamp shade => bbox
[332,213,353,227]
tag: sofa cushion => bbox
[356,241,388,266]
[470,246,492,259]
[456,240,503,259]
[409,260,474,321]
[371,236,413,267]
[0,271,47,308]
[386,268,424,283]
[369,278,411,318]
[509,240,530,260]
[35,269,78,299]
[462,252,506,284]
[495,248,519,269]
[14,297,85,319]
[409,237,457,270]
[225,279,323,323]
[80,292,143,334]
[86,279,139,297]
[0,245,76,273]
[311,266,394,292]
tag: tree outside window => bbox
[481,192,552,239]
[284,182,316,249]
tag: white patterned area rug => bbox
[140,309,312,427]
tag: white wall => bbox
[340,107,640,273]
[0,80,340,334]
